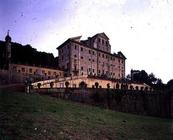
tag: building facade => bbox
[10,64,64,79]
[57,33,126,79]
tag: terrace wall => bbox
[32,88,173,118]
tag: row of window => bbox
[81,68,118,76]
[74,45,116,60]
[13,66,62,76]
[73,54,123,63]
[74,65,124,73]
[97,38,109,46]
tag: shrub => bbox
[37,83,41,89]
[50,82,54,88]
[107,83,110,89]
[79,81,86,88]
[95,82,99,88]
[130,85,133,90]
[65,81,70,88]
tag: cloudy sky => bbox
[0,0,173,83]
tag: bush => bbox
[95,82,99,88]
[50,82,54,88]
[79,81,86,88]
[107,83,110,89]
[37,83,41,89]
[65,81,70,88]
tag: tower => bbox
[4,30,12,70]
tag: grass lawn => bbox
[0,91,172,140]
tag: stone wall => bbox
[32,88,173,118]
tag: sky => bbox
[0,0,173,83]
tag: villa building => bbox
[57,33,126,79]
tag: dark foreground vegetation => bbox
[0,91,172,140]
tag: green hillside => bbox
[0,91,172,140]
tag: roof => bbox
[56,33,126,60]
[92,32,109,40]
[57,39,126,60]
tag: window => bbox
[81,66,83,70]
[98,53,100,56]
[75,45,77,49]
[106,41,108,46]
[93,51,95,55]
[98,38,100,43]
[102,39,104,45]
[98,70,100,73]
[48,71,51,75]
[93,69,94,72]
[21,67,25,72]
[92,59,94,62]
[74,55,77,57]
[102,54,104,58]
[29,68,32,73]
[88,68,91,72]
[89,50,91,54]
[54,72,56,75]
[81,47,83,51]
[89,58,91,61]
[81,56,83,59]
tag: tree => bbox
[107,83,110,89]
[167,79,173,87]
[166,79,173,90]
[148,73,157,84]
[95,82,99,88]
[79,81,86,88]
[65,81,70,88]
[50,82,54,88]
[37,83,41,89]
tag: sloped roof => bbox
[92,32,109,40]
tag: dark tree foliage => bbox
[133,70,149,83]
[166,79,173,90]
[0,41,6,68]
[132,70,165,90]
[95,82,99,88]
[0,41,58,68]
[65,81,70,88]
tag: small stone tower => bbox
[4,30,12,70]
